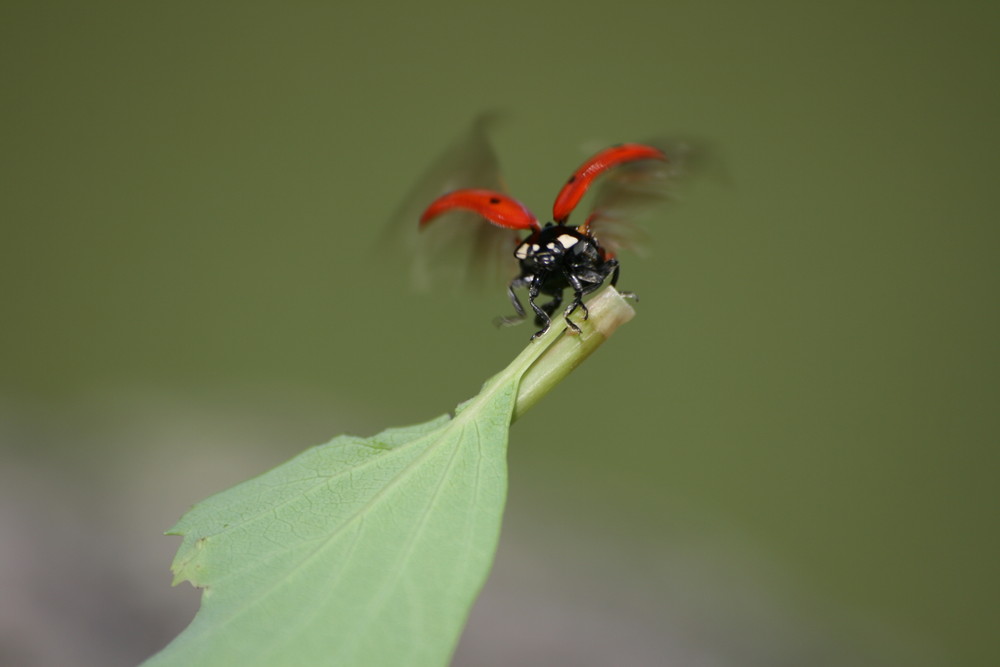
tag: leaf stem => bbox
[511,287,635,421]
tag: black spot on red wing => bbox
[567,175,576,183]
[489,197,501,204]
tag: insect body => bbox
[503,224,619,337]
[419,143,670,339]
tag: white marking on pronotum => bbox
[555,234,579,249]
[515,243,541,260]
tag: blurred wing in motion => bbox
[583,140,698,259]
[383,114,522,292]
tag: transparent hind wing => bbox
[584,139,698,258]
[383,114,520,293]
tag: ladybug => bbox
[419,143,673,339]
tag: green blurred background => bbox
[2,1,997,665]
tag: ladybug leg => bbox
[607,261,620,287]
[508,277,528,318]
[536,292,563,326]
[562,295,585,334]
[562,273,590,333]
[528,277,552,340]
[562,259,621,331]
[496,276,529,327]
[603,259,638,300]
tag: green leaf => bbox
[143,287,635,667]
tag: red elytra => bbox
[551,144,667,223]
[419,143,667,231]
[419,189,539,231]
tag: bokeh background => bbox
[2,1,997,665]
